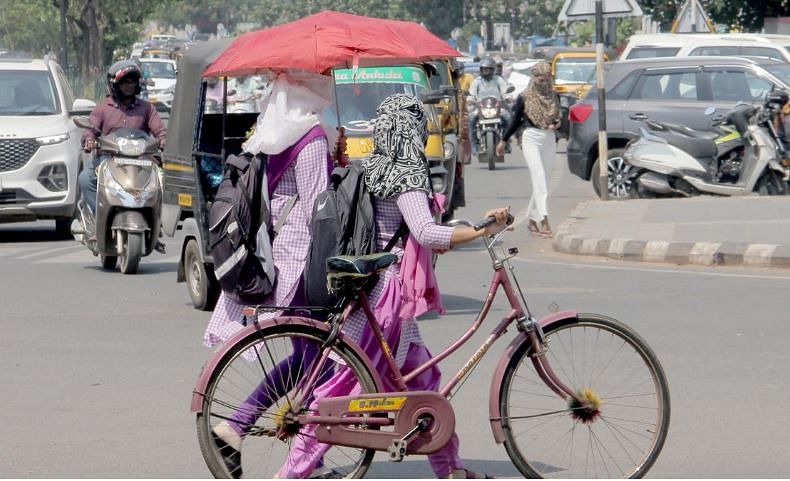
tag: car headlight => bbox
[443,140,456,160]
[481,107,498,119]
[117,138,146,156]
[36,133,69,145]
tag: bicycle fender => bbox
[488,310,577,444]
[190,316,383,412]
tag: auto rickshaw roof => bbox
[531,46,612,61]
[163,37,234,161]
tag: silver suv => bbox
[0,57,95,235]
[566,56,789,196]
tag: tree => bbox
[640,0,790,32]
[0,0,60,56]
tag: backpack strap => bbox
[384,221,409,252]
[273,194,299,236]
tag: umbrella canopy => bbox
[203,11,460,78]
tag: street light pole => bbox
[59,0,68,71]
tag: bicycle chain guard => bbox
[314,391,455,456]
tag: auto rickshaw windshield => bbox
[330,65,439,135]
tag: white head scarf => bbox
[242,70,337,155]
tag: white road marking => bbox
[512,254,790,281]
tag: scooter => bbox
[71,117,163,274]
[615,94,790,199]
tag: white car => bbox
[621,33,790,62]
[140,58,177,108]
[0,57,95,236]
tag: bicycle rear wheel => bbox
[500,313,670,478]
[196,323,379,479]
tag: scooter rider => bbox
[468,56,512,154]
[78,60,167,245]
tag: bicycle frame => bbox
[191,221,585,446]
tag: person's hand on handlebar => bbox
[83,138,97,152]
[482,207,511,236]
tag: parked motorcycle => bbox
[610,93,790,199]
[71,117,163,274]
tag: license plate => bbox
[116,158,153,167]
[479,119,500,125]
[178,193,192,207]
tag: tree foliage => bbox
[639,0,790,32]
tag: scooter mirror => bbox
[73,116,97,131]
[704,107,716,116]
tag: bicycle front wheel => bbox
[500,313,670,478]
[196,323,379,479]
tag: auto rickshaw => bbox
[333,63,462,219]
[532,46,612,139]
[161,38,235,310]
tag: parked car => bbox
[0,57,95,236]
[566,56,790,197]
[621,33,790,62]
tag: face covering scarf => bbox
[363,94,432,199]
[523,62,561,130]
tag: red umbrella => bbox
[203,10,460,78]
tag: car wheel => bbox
[591,148,632,200]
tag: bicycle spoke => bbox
[501,317,669,478]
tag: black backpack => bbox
[304,162,406,307]
[208,153,276,304]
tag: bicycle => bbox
[192,216,670,478]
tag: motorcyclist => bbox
[468,56,512,155]
[78,60,166,246]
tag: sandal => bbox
[445,468,495,479]
[539,217,553,238]
[527,219,540,236]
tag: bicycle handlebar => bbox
[474,214,514,231]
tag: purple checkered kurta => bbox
[203,137,329,347]
[342,190,453,367]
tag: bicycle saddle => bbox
[327,252,398,278]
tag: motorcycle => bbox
[71,117,163,274]
[612,93,790,199]
[473,96,506,171]
[471,86,515,171]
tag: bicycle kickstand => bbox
[388,416,432,462]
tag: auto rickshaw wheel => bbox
[185,238,219,311]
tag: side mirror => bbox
[70,98,96,116]
[73,116,97,131]
[704,106,716,116]
[422,88,452,105]
[506,85,516,94]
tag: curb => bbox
[552,201,790,268]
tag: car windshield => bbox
[142,61,176,79]
[555,58,596,84]
[762,63,790,85]
[0,70,59,116]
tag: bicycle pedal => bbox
[387,440,407,462]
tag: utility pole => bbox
[595,0,608,200]
[60,0,68,71]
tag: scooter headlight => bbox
[101,163,125,196]
[141,166,160,194]
[481,107,498,119]
[116,137,147,156]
